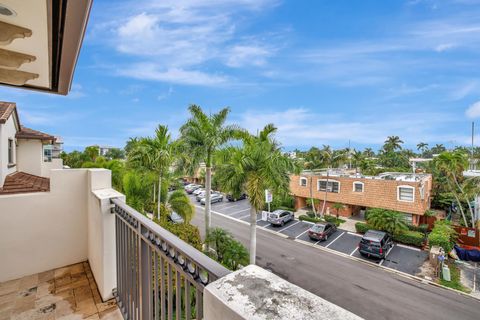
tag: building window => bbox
[43,145,53,162]
[398,186,415,202]
[353,182,364,192]
[300,177,307,187]
[8,138,13,164]
[317,180,340,193]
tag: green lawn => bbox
[438,262,471,294]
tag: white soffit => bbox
[0,0,50,89]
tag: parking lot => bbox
[188,194,428,276]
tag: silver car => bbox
[267,210,294,226]
[200,193,223,205]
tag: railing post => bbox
[140,235,151,319]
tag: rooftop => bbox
[16,125,55,142]
[0,171,49,194]
[300,169,430,182]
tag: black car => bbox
[307,222,337,241]
[226,193,247,202]
[358,230,393,259]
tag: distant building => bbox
[290,169,433,226]
[52,136,64,158]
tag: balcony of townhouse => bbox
[0,168,361,320]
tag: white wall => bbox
[41,158,63,177]
[16,139,43,176]
[0,169,89,282]
[0,116,18,185]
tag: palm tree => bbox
[431,144,446,155]
[363,148,375,158]
[180,105,246,238]
[163,190,194,224]
[215,124,298,264]
[351,149,364,173]
[367,209,408,235]
[434,151,473,227]
[128,125,177,219]
[416,142,428,155]
[332,203,344,219]
[383,136,404,152]
[319,148,346,217]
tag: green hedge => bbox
[407,223,429,233]
[355,222,371,234]
[324,215,346,226]
[299,215,324,223]
[428,220,457,253]
[393,230,425,247]
[356,223,424,247]
[277,206,295,212]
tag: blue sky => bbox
[2,0,480,152]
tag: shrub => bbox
[407,223,429,234]
[324,215,345,226]
[393,230,425,247]
[355,222,371,234]
[428,220,457,253]
[205,227,249,270]
[299,215,324,223]
[160,220,202,250]
[277,206,295,212]
[366,208,408,235]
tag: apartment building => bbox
[290,169,433,225]
[0,101,63,194]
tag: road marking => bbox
[350,247,359,256]
[379,245,395,266]
[347,231,362,237]
[395,243,421,252]
[229,208,250,216]
[238,214,251,220]
[278,221,300,233]
[325,232,345,248]
[295,228,310,239]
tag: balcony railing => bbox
[111,198,231,320]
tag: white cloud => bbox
[225,44,273,67]
[466,101,480,118]
[117,64,228,86]
[450,81,478,100]
[236,107,460,147]
[434,43,456,52]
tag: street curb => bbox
[294,238,479,302]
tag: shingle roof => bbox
[16,126,55,142]
[0,171,50,195]
[0,101,18,125]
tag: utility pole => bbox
[471,122,475,170]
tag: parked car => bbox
[267,210,294,226]
[185,185,201,194]
[200,193,223,205]
[196,190,214,202]
[358,230,393,259]
[167,211,184,224]
[226,193,247,202]
[192,188,205,196]
[307,222,337,241]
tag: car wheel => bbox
[325,235,328,241]
[281,221,285,227]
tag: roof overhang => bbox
[0,0,92,95]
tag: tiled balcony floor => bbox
[0,262,121,320]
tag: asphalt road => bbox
[191,205,480,320]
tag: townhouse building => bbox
[290,169,433,225]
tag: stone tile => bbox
[0,279,20,296]
[38,271,55,284]
[0,262,118,320]
[19,274,39,291]
[95,300,116,314]
[74,298,98,319]
[99,308,123,320]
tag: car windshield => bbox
[311,225,325,232]
[269,213,279,218]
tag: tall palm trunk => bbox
[320,171,329,217]
[452,174,475,227]
[309,176,317,217]
[157,174,162,220]
[249,206,257,264]
[205,166,212,237]
[446,178,468,227]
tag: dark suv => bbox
[358,230,393,259]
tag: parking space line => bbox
[349,247,359,256]
[238,214,250,220]
[230,208,250,215]
[278,221,300,233]
[295,229,310,239]
[396,243,421,252]
[347,231,362,237]
[325,232,345,248]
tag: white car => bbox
[193,188,205,196]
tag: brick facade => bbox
[290,174,432,223]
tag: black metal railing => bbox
[111,198,231,320]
